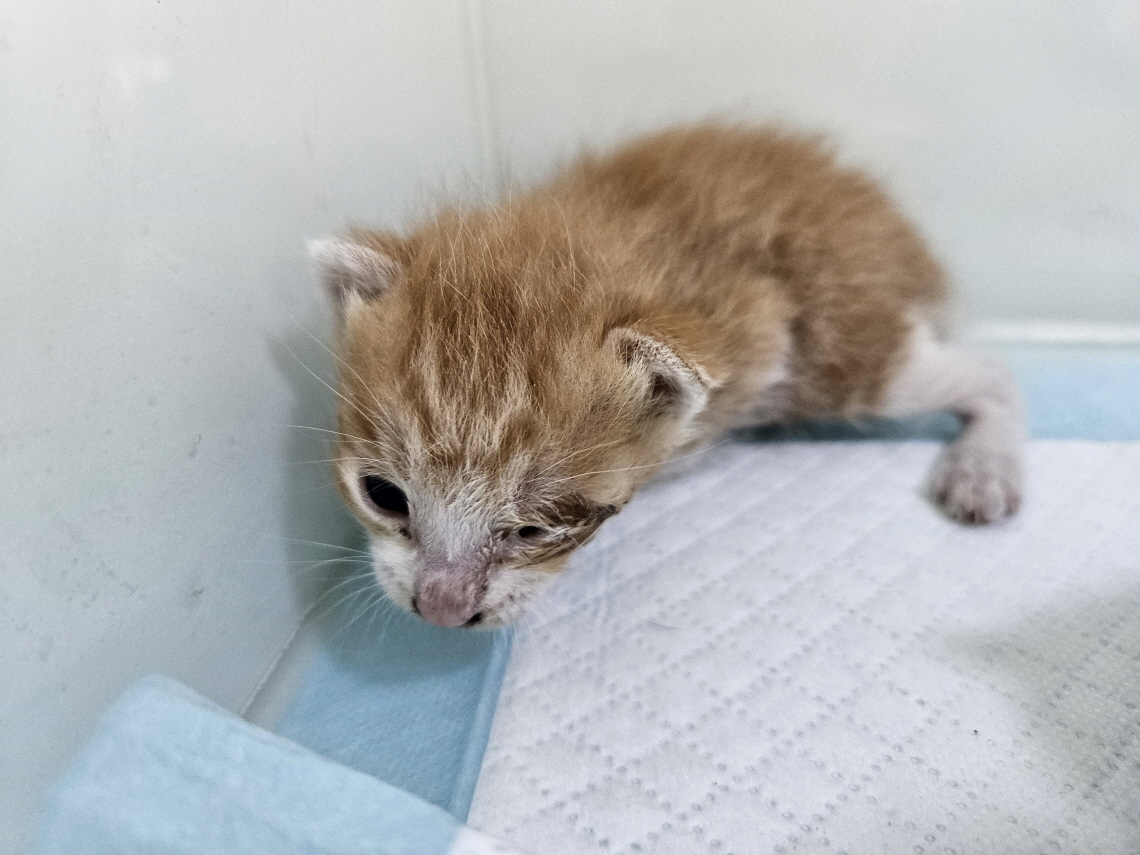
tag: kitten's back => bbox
[548,124,948,419]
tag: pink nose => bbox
[413,571,481,628]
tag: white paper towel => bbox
[469,441,1140,855]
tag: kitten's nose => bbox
[413,566,481,628]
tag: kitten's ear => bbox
[307,237,401,313]
[607,327,713,422]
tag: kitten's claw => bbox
[929,444,1022,525]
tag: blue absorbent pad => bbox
[274,605,512,819]
[33,675,518,855]
[1002,345,1140,440]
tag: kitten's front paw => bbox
[929,443,1022,525]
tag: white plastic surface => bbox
[0,2,487,850]
[481,0,1140,323]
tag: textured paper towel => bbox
[468,441,1140,855]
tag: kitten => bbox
[309,124,1023,629]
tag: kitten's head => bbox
[309,214,713,627]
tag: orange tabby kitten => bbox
[309,125,1023,628]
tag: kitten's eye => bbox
[516,525,546,540]
[361,475,409,516]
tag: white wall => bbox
[478,0,1140,322]
[0,2,489,850]
[2,0,1137,851]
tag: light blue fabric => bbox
[274,345,1140,822]
[1002,345,1140,440]
[35,675,463,855]
[275,599,511,819]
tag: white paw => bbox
[929,443,1023,525]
